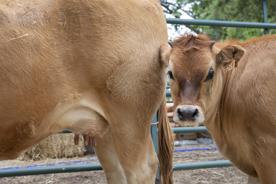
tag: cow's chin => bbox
[174,120,200,127]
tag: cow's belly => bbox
[0,119,50,159]
[0,89,109,160]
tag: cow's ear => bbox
[216,45,245,67]
[159,43,171,68]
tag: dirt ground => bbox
[0,168,247,184]
[0,142,247,184]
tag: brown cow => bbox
[0,0,173,183]
[169,34,276,184]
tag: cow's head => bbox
[169,34,245,126]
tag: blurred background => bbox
[161,0,276,40]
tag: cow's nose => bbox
[177,107,198,121]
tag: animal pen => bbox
[0,0,276,180]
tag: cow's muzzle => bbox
[173,105,204,126]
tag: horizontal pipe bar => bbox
[173,126,208,133]
[0,164,102,177]
[0,160,231,177]
[174,147,217,153]
[173,160,232,171]
[167,18,276,29]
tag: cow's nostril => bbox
[177,108,182,115]
[177,108,184,119]
[192,108,199,117]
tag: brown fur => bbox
[215,34,276,48]
[0,0,173,183]
[170,34,276,184]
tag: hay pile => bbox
[19,133,86,161]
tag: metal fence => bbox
[0,0,276,179]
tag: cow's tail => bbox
[158,98,174,184]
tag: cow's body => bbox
[0,1,173,183]
[169,34,276,184]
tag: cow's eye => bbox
[205,67,214,81]
[168,71,174,80]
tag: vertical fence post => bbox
[262,0,269,34]
[151,113,161,184]
[151,114,159,152]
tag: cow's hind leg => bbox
[95,130,127,184]
[109,117,159,184]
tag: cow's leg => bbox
[109,118,158,184]
[95,138,126,183]
[247,176,260,184]
[119,130,158,184]
[103,49,168,183]
[95,131,127,184]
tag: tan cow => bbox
[0,0,174,183]
[169,34,276,184]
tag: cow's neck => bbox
[206,64,248,158]
[205,66,235,147]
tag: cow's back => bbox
[229,38,276,127]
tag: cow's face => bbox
[169,35,244,126]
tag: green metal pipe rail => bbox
[0,164,102,177]
[166,18,276,29]
[0,160,232,177]
[173,126,207,134]
[173,160,232,171]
